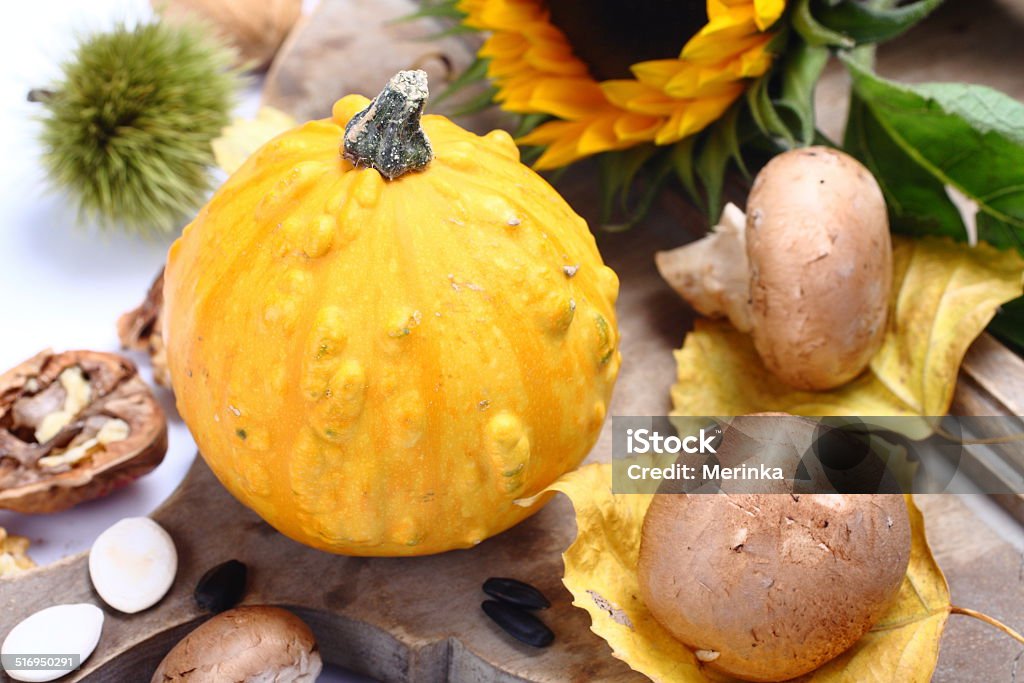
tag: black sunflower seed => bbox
[481,600,554,648]
[194,559,247,613]
[483,577,551,610]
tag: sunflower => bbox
[457,0,785,169]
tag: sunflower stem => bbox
[342,70,433,180]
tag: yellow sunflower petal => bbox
[754,0,787,30]
[665,37,773,98]
[654,84,744,144]
[577,117,623,155]
[631,59,689,90]
[464,0,785,166]
[737,38,775,76]
[613,113,663,142]
[517,118,578,146]
[684,5,758,55]
[664,64,744,99]
[601,80,682,116]
[475,1,544,30]
[495,75,551,110]
[530,129,589,169]
[479,32,527,60]
[520,18,571,44]
[527,78,610,119]
[707,0,756,21]
[524,42,590,76]
[684,29,768,63]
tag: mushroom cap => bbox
[746,147,891,390]
[151,606,322,682]
[638,489,910,682]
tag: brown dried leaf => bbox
[153,0,302,71]
[118,268,170,388]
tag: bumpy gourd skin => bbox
[164,95,621,556]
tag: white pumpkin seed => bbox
[1,603,103,682]
[89,517,176,613]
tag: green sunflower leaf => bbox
[814,0,944,45]
[618,146,660,203]
[745,76,797,149]
[775,40,830,145]
[599,147,674,231]
[598,150,639,224]
[519,145,545,166]
[844,96,963,240]
[422,23,479,41]
[433,56,489,106]
[989,296,1024,353]
[717,104,749,178]
[449,84,499,117]
[398,0,464,21]
[670,136,702,211]
[514,113,549,137]
[841,56,1024,253]
[792,0,856,48]
[695,122,737,225]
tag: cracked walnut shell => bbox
[0,526,35,577]
[0,350,167,513]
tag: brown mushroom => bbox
[638,415,911,682]
[657,147,891,390]
[0,350,167,513]
[118,267,171,388]
[151,606,323,682]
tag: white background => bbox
[0,1,364,679]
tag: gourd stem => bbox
[342,70,433,180]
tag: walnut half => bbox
[118,267,170,388]
[0,350,167,513]
[0,526,35,577]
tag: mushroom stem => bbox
[342,70,433,180]
[655,202,754,332]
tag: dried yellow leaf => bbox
[537,463,949,682]
[872,237,1024,415]
[672,237,1024,420]
[212,106,297,174]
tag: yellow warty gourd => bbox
[164,71,621,555]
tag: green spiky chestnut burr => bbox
[31,21,242,235]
